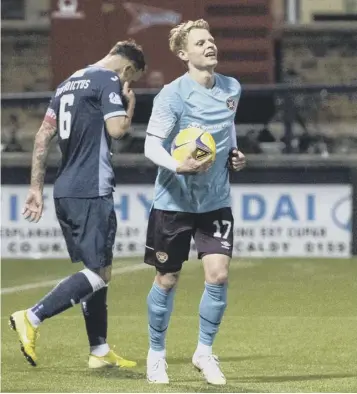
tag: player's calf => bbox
[23,268,105,329]
[193,255,229,383]
[149,272,179,351]
[28,268,105,324]
[146,273,179,383]
[81,266,114,359]
[81,286,109,356]
[197,282,228,348]
[147,282,176,351]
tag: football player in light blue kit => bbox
[144,19,246,385]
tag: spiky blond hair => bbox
[169,19,210,55]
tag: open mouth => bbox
[205,52,216,58]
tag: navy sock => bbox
[147,283,175,351]
[81,286,108,346]
[199,282,228,346]
[30,270,103,322]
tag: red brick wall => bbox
[50,0,275,88]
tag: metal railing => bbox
[2,83,357,156]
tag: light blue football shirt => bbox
[146,72,241,213]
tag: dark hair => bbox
[109,40,146,71]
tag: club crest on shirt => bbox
[109,92,122,105]
[226,97,236,111]
[156,251,168,263]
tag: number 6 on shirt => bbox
[59,93,74,139]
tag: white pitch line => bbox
[1,259,261,295]
[1,263,151,295]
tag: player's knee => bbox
[100,269,111,284]
[91,267,112,284]
[80,268,106,292]
[205,269,229,285]
[203,255,230,285]
[155,271,180,290]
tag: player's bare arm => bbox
[23,120,57,223]
[31,120,57,190]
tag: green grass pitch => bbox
[1,258,357,392]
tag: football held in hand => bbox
[171,127,216,162]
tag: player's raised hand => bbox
[22,188,44,223]
[122,81,136,104]
[228,148,246,171]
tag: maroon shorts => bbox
[144,207,234,273]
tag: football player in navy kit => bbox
[10,40,146,369]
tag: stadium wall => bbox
[2,156,356,259]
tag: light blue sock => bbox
[147,283,175,351]
[199,282,228,346]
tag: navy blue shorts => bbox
[54,194,117,269]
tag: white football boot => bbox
[147,353,169,384]
[192,352,226,385]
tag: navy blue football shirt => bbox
[44,66,126,198]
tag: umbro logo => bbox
[221,241,231,249]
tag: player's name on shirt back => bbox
[55,79,91,97]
